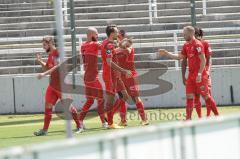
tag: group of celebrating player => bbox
[34,24,148,136]
[33,24,219,136]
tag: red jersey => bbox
[101,39,118,81]
[46,49,60,91]
[115,47,138,77]
[201,39,212,74]
[181,38,207,76]
[81,41,101,82]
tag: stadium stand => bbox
[0,0,240,75]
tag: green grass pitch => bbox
[0,106,240,149]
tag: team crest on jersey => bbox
[106,49,112,54]
[196,47,202,53]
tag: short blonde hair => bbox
[183,26,195,33]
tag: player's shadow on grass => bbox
[0,130,66,140]
[0,117,60,127]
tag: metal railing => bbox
[1,113,240,159]
[148,0,208,25]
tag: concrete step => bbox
[0,38,239,59]
[0,0,48,4]
[73,0,240,11]
[1,5,239,25]
[0,3,148,17]
[1,47,239,67]
[0,58,38,67]
[0,65,41,74]
[1,20,240,37]
[0,8,54,17]
[1,5,240,25]
[2,12,240,31]
[0,2,51,11]
[1,0,239,17]
[212,56,240,65]
[73,0,148,6]
[1,28,239,45]
[1,56,240,75]
[211,49,240,58]
[0,43,239,64]
[134,49,240,61]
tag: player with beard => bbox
[101,25,132,129]
[34,36,81,136]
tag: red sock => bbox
[70,105,80,129]
[206,105,212,117]
[106,103,114,125]
[119,99,127,123]
[194,95,202,118]
[112,99,120,114]
[136,101,147,121]
[43,107,53,131]
[205,96,219,116]
[186,99,194,120]
[206,89,212,117]
[79,99,94,121]
[97,99,105,123]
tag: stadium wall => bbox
[0,67,239,114]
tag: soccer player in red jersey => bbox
[34,36,81,136]
[195,27,214,117]
[77,27,108,133]
[182,27,214,118]
[113,30,149,126]
[156,26,219,120]
[101,25,132,129]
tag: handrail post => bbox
[173,32,179,69]
[148,0,153,25]
[203,0,207,16]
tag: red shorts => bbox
[45,85,62,105]
[121,76,140,97]
[84,79,103,99]
[186,75,210,97]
